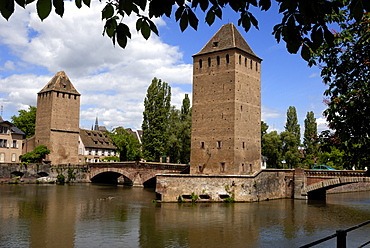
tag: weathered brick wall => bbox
[327,182,370,194]
[156,169,294,202]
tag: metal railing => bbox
[300,220,370,248]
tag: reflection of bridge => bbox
[294,168,370,200]
[88,162,189,187]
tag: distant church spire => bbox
[94,117,99,131]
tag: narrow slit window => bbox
[208,57,211,67]
[217,56,220,65]
[226,54,230,64]
[199,59,202,68]
[201,141,205,149]
[217,141,222,149]
[220,162,226,172]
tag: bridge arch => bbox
[305,177,370,200]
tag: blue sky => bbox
[0,1,329,134]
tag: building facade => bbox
[34,71,81,164]
[190,23,262,175]
[0,117,25,163]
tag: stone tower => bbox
[35,71,80,164]
[190,23,262,175]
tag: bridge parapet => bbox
[88,162,189,172]
[304,169,367,178]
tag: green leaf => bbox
[133,0,146,11]
[259,0,271,11]
[187,8,198,30]
[175,5,184,21]
[0,0,14,20]
[36,0,52,20]
[301,43,310,61]
[205,9,215,25]
[104,18,117,38]
[148,19,159,36]
[349,0,364,22]
[116,23,131,48]
[102,4,114,20]
[248,12,258,29]
[53,0,64,17]
[323,26,334,46]
[75,0,81,8]
[214,6,222,19]
[141,21,151,39]
[199,0,209,12]
[179,13,189,32]
[136,18,143,31]
[15,0,26,8]
[82,0,90,7]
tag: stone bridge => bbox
[88,162,189,186]
[294,168,370,200]
[0,162,189,186]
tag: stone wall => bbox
[327,182,370,194]
[156,169,294,202]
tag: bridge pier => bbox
[294,168,308,200]
[132,172,144,187]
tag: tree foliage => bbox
[311,12,370,168]
[11,106,36,139]
[20,145,50,163]
[262,130,282,168]
[2,0,369,60]
[303,111,319,165]
[105,127,141,161]
[142,77,171,161]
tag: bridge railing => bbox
[299,220,370,248]
[304,169,367,177]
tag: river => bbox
[0,184,369,248]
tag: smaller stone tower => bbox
[190,23,262,175]
[35,71,80,164]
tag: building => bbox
[32,71,81,164]
[0,117,25,163]
[190,23,262,175]
[78,129,117,163]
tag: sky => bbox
[0,1,329,135]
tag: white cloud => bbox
[316,116,329,133]
[0,1,192,130]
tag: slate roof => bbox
[38,71,80,95]
[79,129,116,149]
[194,23,261,61]
[0,118,25,136]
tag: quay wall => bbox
[156,169,295,202]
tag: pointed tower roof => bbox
[94,117,99,131]
[194,23,261,60]
[38,71,80,95]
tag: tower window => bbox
[226,54,229,64]
[245,58,247,67]
[208,57,211,67]
[217,141,222,149]
[256,62,258,71]
[242,142,245,149]
[220,162,225,172]
[213,41,219,47]
[199,59,202,68]
[239,55,241,64]
[241,163,245,172]
[201,141,205,149]
[217,56,220,65]
[250,60,253,69]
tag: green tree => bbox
[11,106,36,139]
[311,12,370,168]
[2,0,369,60]
[20,145,50,163]
[165,94,192,164]
[281,106,301,168]
[105,127,141,161]
[261,121,269,139]
[142,77,171,161]
[303,111,319,166]
[262,131,282,168]
[179,94,191,164]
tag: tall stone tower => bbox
[35,71,80,164]
[190,23,262,175]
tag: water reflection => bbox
[0,184,369,248]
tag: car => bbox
[312,165,336,170]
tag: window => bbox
[241,163,245,172]
[0,126,8,134]
[200,141,205,149]
[250,60,253,69]
[239,55,241,64]
[12,140,17,148]
[217,56,220,65]
[217,141,221,149]
[245,58,247,67]
[0,139,7,148]
[220,162,225,172]
[212,41,218,47]
[226,54,229,64]
[199,59,202,68]
[256,62,258,71]
[11,153,16,162]
[208,57,211,67]
[242,142,245,149]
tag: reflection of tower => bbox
[190,23,262,175]
[35,71,80,164]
